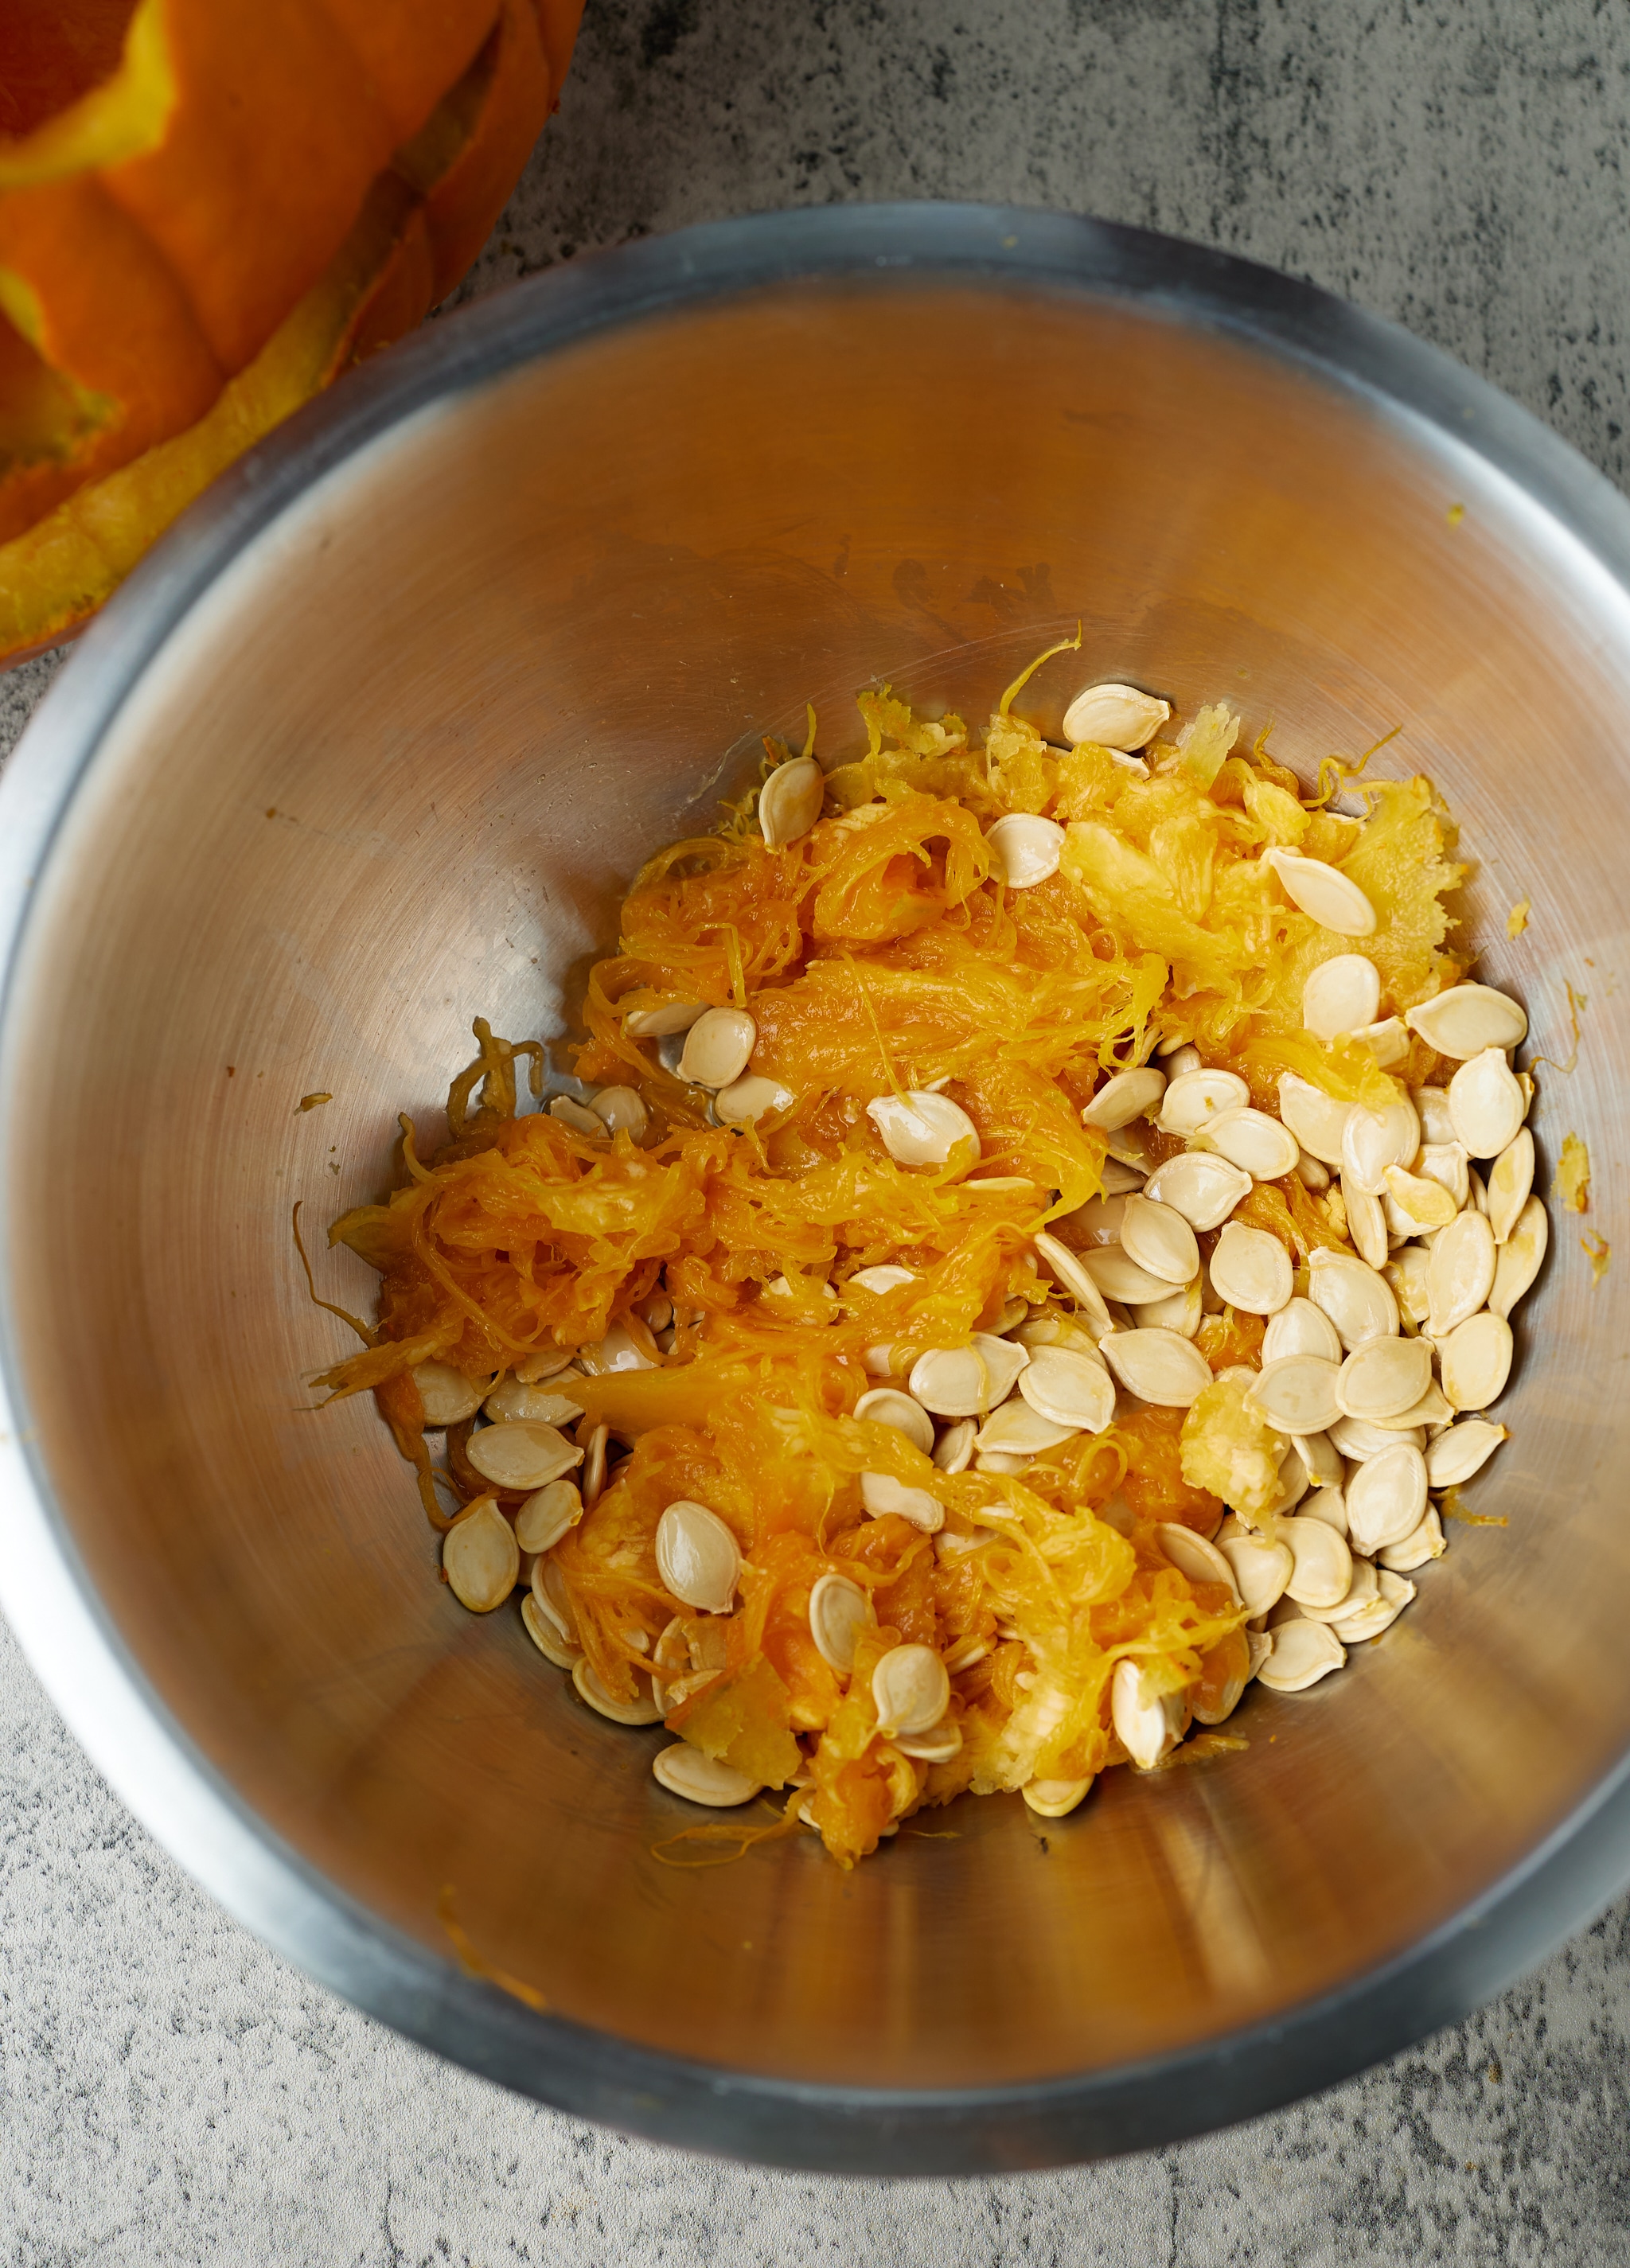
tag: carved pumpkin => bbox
[0,0,584,661]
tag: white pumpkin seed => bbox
[573,1658,665,1725]
[1277,1074,1354,1165]
[1162,1042,1204,1073]
[872,1643,950,1736]
[987,812,1066,887]
[1258,1619,1347,1689]
[467,1420,584,1492]
[1012,1311,1102,1354]
[1032,1231,1117,1331]
[1467,1165,1490,1214]
[1302,954,1382,1042]
[653,1744,763,1806]
[1296,1432,1347,1491]
[679,1006,758,1089]
[590,1085,648,1140]
[442,1497,519,1612]
[868,1089,981,1167]
[1022,1775,1094,1817]
[850,1264,918,1296]
[1219,1531,1295,1615]
[513,1479,583,1554]
[1158,1067,1250,1135]
[1448,1047,1527,1158]
[1131,1278,1205,1338]
[809,1572,875,1670]
[715,1073,795,1125]
[1425,1419,1508,1487]
[1156,1522,1240,1599]
[1367,1379,1454,1432]
[1297,1478,1348,1532]
[860,1472,946,1531]
[973,1450,1028,1476]
[1297,1151,1332,1191]
[626,998,708,1039]
[1329,1413,1425,1461]
[1208,1222,1293,1315]
[1101,1156,1149,1194]
[1063,680,1171,749]
[484,1377,584,1426]
[1381,1164,1458,1233]
[894,1721,965,1764]
[1111,1658,1187,1768]
[1099,1327,1214,1406]
[1331,1566,1415,1644]
[1063,1198,1125,1247]
[1490,1194,1547,1318]
[1120,1194,1201,1285]
[532,1554,579,1646]
[1351,1017,1410,1069]
[1427,1208,1497,1338]
[1265,1441,1312,1518]
[758,754,825,848]
[1383,1246,1433,1331]
[411,1362,486,1428]
[655,1499,742,1612]
[1405,982,1528,1058]
[1263,1296,1343,1365]
[932,1417,977,1473]
[1341,1096,1421,1195]
[976,1397,1077,1455]
[1143,1150,1253,1229]
[1083,1245,1180,1304]
[1412,1086,1456,1145]
[1344,1443,1429,1553]
[911,1341,1004,1418]
[521,1592,580,1667]
[1342,1178,1390,1268]
[853,1386,936,1455]
[1308,1247,1399,1349]
[1378,1507,1447,1572]
[1338,1335,1433,1421]
[1437,1309,1514,1412]
[1282,1515,1355,1609]
[549,1094,606,1136]
[576,1319,661,1375]
[1018,1345,1118,1432]
[1297,1553,1377,1623]
[1487,1128,1534,1244]
[1081,1066,1167,1131]
[1247,1354,1343,1434]
[1199,1105,1300,1180]
[1265,848,1377,937]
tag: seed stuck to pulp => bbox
[758,754,825,848]
[854,1386,936,1455]
[868,1089,981,1167]
[679,1007,758,1089]
[1302,953,1382,1041]
[655,1499,743,1613]
[872,1643,951,1737]
[987,812,1066,887]
[1265,848,1378,937]
[1082,1066,1167,1131]
[1111,1658,1187,1767]
[1063,680,1171,750]
[412,1361,485,1427]
[860,1471,945,1532]
[809,1573,875,1670]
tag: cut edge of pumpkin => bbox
[0,0,174,193]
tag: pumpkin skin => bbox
[0,0,584,660]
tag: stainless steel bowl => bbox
[3,205,1629,2174]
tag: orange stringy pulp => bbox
[317,643,1465,1865]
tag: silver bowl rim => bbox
[3,201,1630,2174]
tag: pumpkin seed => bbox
[513,1479,583,1554]
[1208,1222,1293,1315]
[549,1095,606,1136]
[626,998,708,1039]
[868,1089,981,1167]
[1263,1296,1343,1365]
[1344,1443,1429,1553]
[516,1346,580,1385]
[932,1417,977,1473]
[1131,1278,1205,1338]
[1061,1192,1129,1256]
[1382,1164,1458,1233]
[1258,1619,1347,1689]
[1158,1067,1251,1136]
[442,1497,519,1612]
[653,1743,764,1806]
[1219,1531,1295,1615]
[1331,1566,1415,1644]
[1487,1128,1534,1243]
[715,1073,795,1125]
[1467,1165,1490,1214]
[411,1361,485,1428]
[1367,1378,1453,1432]
[758,754,825,848]
[894,1720,965,1764]
[1081,1066,1167,1131]
[1029,1237,1117,1340]
[679,1006,758,1089]
[1425,1418,1508,1487]
[1490,1194,1548,1317]
[521,1592,580,1667]
[1162,1042,1204,1074]
[860,1472,946,1532]
[1278,1074,1354,1165]
[1143,1150,1253,1229]
[1063,680,1171,749]
[974,1450,1028,1475]
[1297,1478,1348,1533]
[1381,1246,1431,1330]
[1437,1309,1514,1412]
[809,1572,875,1670]
[1302,953,1382,1041]
[1265,848,1378,937]
[1101,1157,1149,1194]
[484,1378,583,1426]
[1338,1335,1433,1420]
[1014,1311,1103,1354]
[850,1264,918,1296]
[1022,1775,1094,1816]
[1248,1354,1342,1433]
[1295,1434,1346,1491]
[1199,1105,1300,1181]
[1341,1096,1421,1196]
[977,1397,1077,1454]
[576,1319,661,1374]
[1410,1089,1454,1148]
[1120,1194,1201,1285]
[531,1554,579,1645]
[1297,1151,1332,1191]
[1100,1327,1214,1406]
[872,1643,951,1736]
[590,1085,648,1140]
[1083,1245,1180,1304]
[1352,1017,1410,1068]
[573,1658,665,1725]
[988,812,1066,887]
[1329,1412,1425,1461]
[1448,1047,1527,1158]
[1342,1178,1390,1268]
[1308,1248,1399,1349]
[467,1420,584,1492]
[1156,1522,1240,1600]
[1297,1553,1376,1623]
[1405,981,1528,1058]
[1378,1506,1447,1571]
[1018,1344,1117,1432]
[854,1386,936,1455]
[656,1499,742,1613]
[1282,1514,1355,1609]
[1265,1441,1312,1518]
[1111,1658,1187,1768]
[1427,1208,1497,1337]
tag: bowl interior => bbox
[6,270,1630,2100]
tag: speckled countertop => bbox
[4,5,1630,2261]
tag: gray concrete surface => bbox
[4,2,1630,2259]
